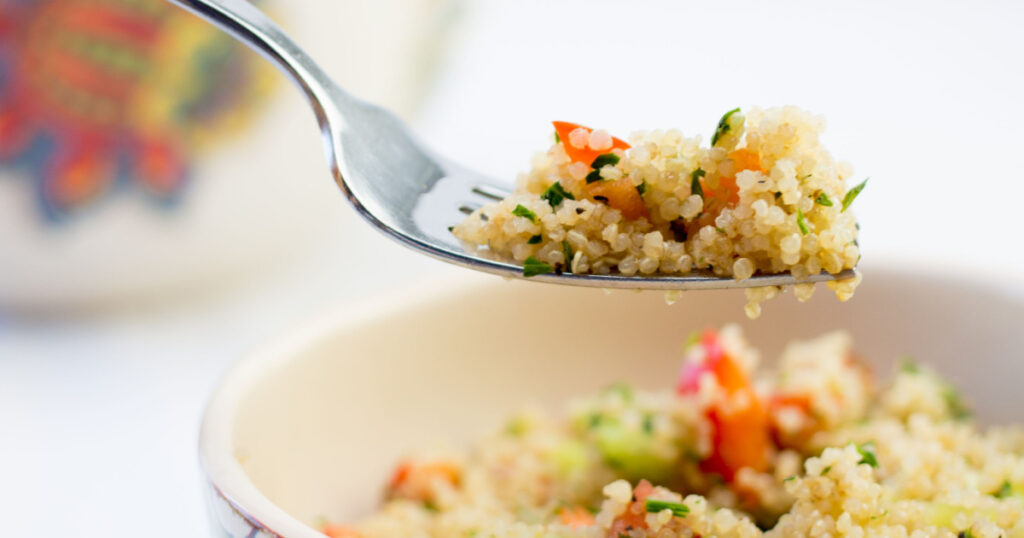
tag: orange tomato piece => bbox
[322,524,360,538]
[387,461,460,500]
[728,148,762,174]
[553,121,630,166]
[696,330,772,481]
[587,179,649,220]
[558,506,596,529]
[607,480,655,537]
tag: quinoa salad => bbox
[452,107,866,318]
[323,327,1024,538]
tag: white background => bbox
[2,1,1023,536]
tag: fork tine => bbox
[458,204,479,215]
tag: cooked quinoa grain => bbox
[326,327,1024,538]
[452,108,865,318]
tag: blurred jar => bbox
[0,0,458,313]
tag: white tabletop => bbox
[3,1,1022,536]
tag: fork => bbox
[171,0,857,290]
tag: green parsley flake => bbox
[711,107,741,146]
[554,131,561,144]
[585,170,603,184]
[841,178,868,212]
[636,181,647,196]
[994,480,1013,499]
[796,208,809,235]
[783,475,797,482]
[561,240,573,269]
[512,204,538,223]
[527,235,542,244]
[522,256,552,277]
[645,499,689,517]
[690,168,706,198]
[541,181,575,208]
[856,442,879,468]
[958,530,975,538]
[822,465,833,476]
[815,192,834,206]
[943,384,972,420]
[591,153,621,169]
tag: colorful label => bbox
[0,0,274,221]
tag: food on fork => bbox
[452,107,865,317]
[323,326,1024,538]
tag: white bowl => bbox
[199,263,1024,537]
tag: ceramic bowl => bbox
[199,263,1024,537]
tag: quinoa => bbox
[452,107,865,318]
[325,327,1024,538]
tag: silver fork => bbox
[172,0,857,290]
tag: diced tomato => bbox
[322,524,360,538]
[607,480,655,538]
[586,179,649,220]
[558,505,596,529]
[678,330,771,482]
[387,461,460,501]
[553,121,630,166]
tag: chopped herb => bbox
[798,173,813,181]
[576,208,585,215]
[642,414,655,434]
[541,181,575,208]
[690,168,706,198]
[636,181,647,196]
[715,226,726,234]
[479,213,489,222]
[822,465,833,476]
[870,510,888,521]
[591,153,621,169]
[899,357,920,374]
[554,131,560,144]
[528,235,542,244]
[594,195,610,203]
[522,256,552,277]
[841,178,868,212]
[602,382,634,401]
[512,204,538,223]
[562,240,573,269]
[645,499,689,517]
[943,385,972,420]
[856,442,879,468]
[711,107,741,146]
[994,480,1013,499]
[774,192,782,200]
[783,475,797,482]
[796,208,809,235]
[447,225,455,232]
[958,530,974,538]
[588,413,602,429]
[423,500,439,512]
[814,192,834,206]
[586,170,603,183]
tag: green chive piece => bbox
[591,153,621,170]
[447,225,455,232]
[644,499,689,517]
[815,192,834,206]
[783,475,797,482]
[899,357,920,374]
[522,256,552,277]
[994,480,1013,499]
[554,131,561,144]
[690,168,706,198]
[636,181,647,196]
[512,204,538,223]
[841,178,868,212]
[711,107,741,146]
[943,385,972,420]
[959,530,975,538]
[856,442,879,468]
[796,209,809,235]
[822,465,833,476]
[585,170,603,184]
[541,181,575,208]
[561,240,573,269]
[528,235,542,244]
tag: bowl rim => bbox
[198,258,1024,537]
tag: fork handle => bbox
[169,0,349,128]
